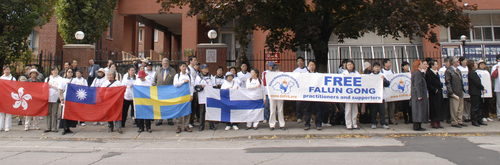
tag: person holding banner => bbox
[245,68,265,130]
[294,57,309,123]
[426,60,445,129]
[467,60,488,127]
[195,64,215,131]
[101,70,124,133]
[369,62,390,129]
[0,65,16,132]
[173,63,194,133]
[399,61,412,124]
[477,60,493,122]
[458,57,471,122]
[221,72,240,131]
[43,66,62,133]
[134,70,153,133]
[411,60,429,131]
[213,66,225,89]
[445,56,467,128]
[58,68,78,134]
[303,61,324,130]
[381,59,397,125]
[25,69,42,131]
[267,65,286,131]
[342,60,360,130]
[262,62,275,124]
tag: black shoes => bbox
[451,124,462,128]
[146,129,152,133]
[138,129,144,133]
[199,125,205,131]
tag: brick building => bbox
[30,0,500,74]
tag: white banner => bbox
[265,72,384,103]
[385,73,412,102]
[439,70,493,98]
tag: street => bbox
[1,134,500,164]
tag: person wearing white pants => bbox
[246,68,265,130]
[342,60,360,130]
[24,116,40,131]
[269,99,285,130]
[1,65,16,132]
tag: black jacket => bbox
[468,70,484,96]
[425,69,442,95]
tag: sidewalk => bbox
[1,119,499,141]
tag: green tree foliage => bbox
[0,0,57,70]
[157,0,474,72]
[56,0,117,44]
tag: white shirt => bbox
[145,70,156,83]
[343,70,360,76]
[221,80,240,89]
[173,72,194,96]
[293,67,309,73]
[72,77,88,86]
[262,70,270,95]
[457,65,468,72]
[122,73,137,100]
[237,71,251,88]
[101,80,123,87]
[0,74,16,81]
[133,78,152,87]
[45,75,62,103]
[439,66,447,72]
[91,76,106,87]
[381,68,394,76]
[246,78,265,99]
[188,65,197,79]
[212,75,225,87]
[195,74,214,104]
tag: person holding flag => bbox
[194,64,215,131]
[245,68,265,130]
[58,68,78,135]
[73,70,88,126]
[122,66,137,127]
[173,63,194,133]
[221,72,240,131]
[44,66,62,133]
[134,70,152,133]
[25,69,42,131]
[237,63,251,88]
[0,65,16,132]
[101,70,124,133]
[90,68,107,126]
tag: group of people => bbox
[0,55,498,135]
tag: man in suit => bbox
[87,59,100,86]
[154,58,177,126]
[445,56,467,128]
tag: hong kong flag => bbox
[0,79,49,116]
[63,84,125,122]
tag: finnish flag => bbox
[205,87,264,123]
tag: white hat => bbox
[141,59,149,63]
[29,69,39,75]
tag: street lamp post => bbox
[460,35,467,56]
[207,30,217,44]
[75,31,85,44]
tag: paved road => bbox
[1,135,499,164]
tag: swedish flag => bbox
[133,83,191,119]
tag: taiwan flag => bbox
[63,84,126,121]
[0,79,49,116]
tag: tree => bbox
[157,0,474,72]
[56,0,117,44]
[0,0,57,70]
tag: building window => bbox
[107,19,113,39]
[154,29,158,42]
[139,29,143,42]
[28,31,39,55]
[449,14,500,42]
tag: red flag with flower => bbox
[0,79,49,116]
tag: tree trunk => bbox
[311,43,329,73]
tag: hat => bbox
[141,59,149,63]
[147,62,153,66]
[225,72,234,78]
[18,76,28,82]
[363,62,371,70]
[268,62,275,66]
[97,68,105,73]
[138,70,147,78]
[200,64,208,69]
[478,60,486,65]
[29,69,39,75]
